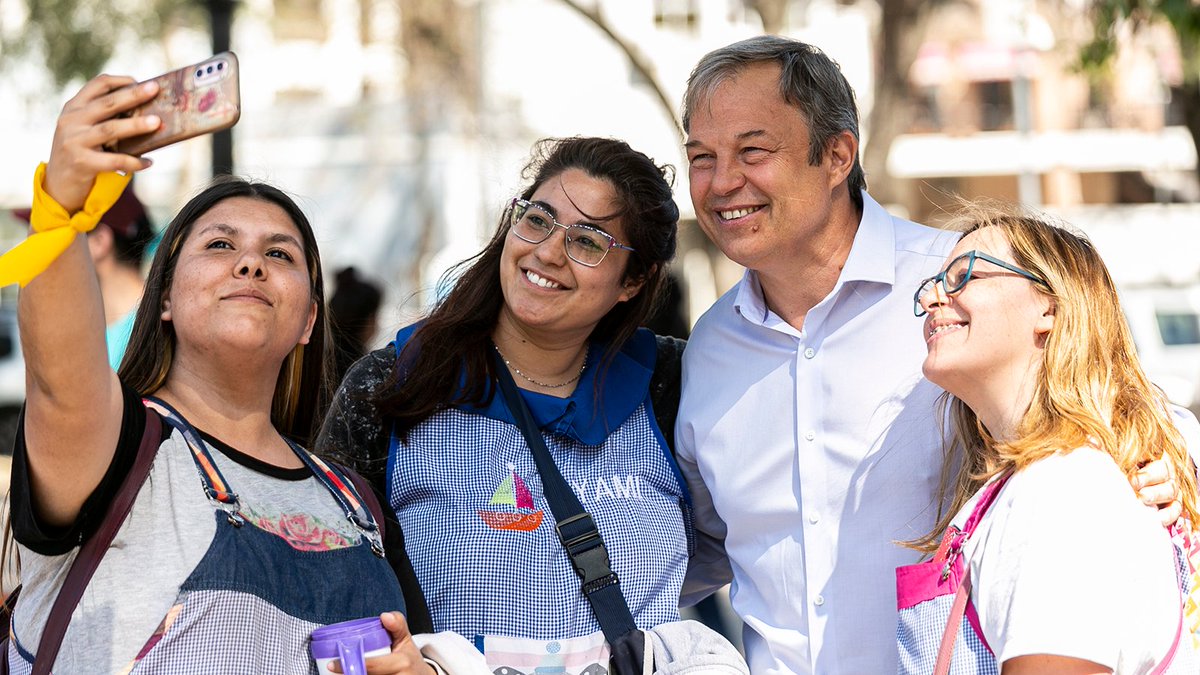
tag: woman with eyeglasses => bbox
[896,203,1199,674]
[319,137,743,673]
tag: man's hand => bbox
[1133,456,1184,527]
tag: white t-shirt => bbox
[960,446,1188,673]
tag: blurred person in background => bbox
[15,180,153,369]
[319,136,746,673]
[328,265,383,386]
[643,269,688,341]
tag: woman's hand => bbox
[44,74,161,212]
[327,612,435,675]
[1133,456,1183,527]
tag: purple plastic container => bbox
[310,617,391,674]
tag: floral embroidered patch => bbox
[246,509,356,551]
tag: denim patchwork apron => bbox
[9,402,405,674]
[895,472,1190,675]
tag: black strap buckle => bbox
[556,512,618,589]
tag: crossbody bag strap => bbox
[32,406,163,675]
[492,356,639,644]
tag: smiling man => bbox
[674,35,970,675]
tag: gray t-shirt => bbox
[10,387,365,673]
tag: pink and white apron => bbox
[895,472,1190,675]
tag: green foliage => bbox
[1081,0,1200,76]
[3,0,203,88]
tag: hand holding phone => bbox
[105,52,241,157]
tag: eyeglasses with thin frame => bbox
[508,198,635,267]
[913,250,1050,317]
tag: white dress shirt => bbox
[676,192,959,674]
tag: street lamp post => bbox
[207,0,236,175]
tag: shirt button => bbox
[804,430,816,441]
[814,595,825,606]
[809,512,820,524]
[803,347,816,359]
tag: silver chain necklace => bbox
[494,344,588,389]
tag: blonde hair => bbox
[911,201,1199,552]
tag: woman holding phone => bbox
[5,74,428,673]
[896,205,1199,673]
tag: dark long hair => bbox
[377,137,679,438]
[118,176,331,445]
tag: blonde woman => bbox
[896,205,1199,674]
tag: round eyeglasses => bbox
[508,198,635,267]
[914,250,1050,317]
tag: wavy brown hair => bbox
[911,202,1199,552]
[375,137,679,438]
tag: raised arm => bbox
[20,75,160,526]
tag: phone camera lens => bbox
[195,69,203,77]
[206,65,213,74]
[217,62,224,70]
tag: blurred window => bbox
[975,81,1014,131]
[274,0,327,41]
[1123,313,1142,352]
[0,314,13,359]
[655,0,697,30]
[1157,312,1200,346]
[1165,86,1187,127]
[910,85,942,132]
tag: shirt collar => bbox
[463,328,656,445]
[841,191,897,287]
[733,190,898,321]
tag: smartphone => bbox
[107,52,241,157]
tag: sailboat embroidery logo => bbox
[478,463,545,532]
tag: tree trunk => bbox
[746,0,793,34]
[1182,77,1200,186]
[557,0,682,141]
[862,0,933,209]
[400,0,480,289]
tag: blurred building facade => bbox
[891,1,1196,215]
[1,1,1197,407]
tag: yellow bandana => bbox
[0,163,133,287]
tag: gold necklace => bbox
[494,344,587,389]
